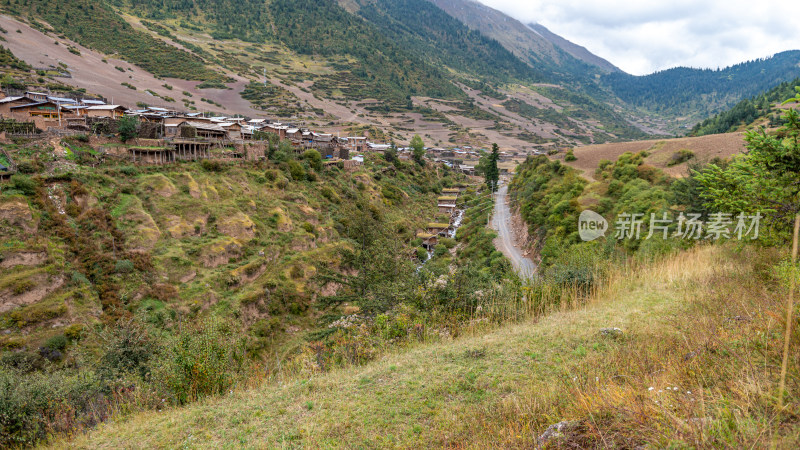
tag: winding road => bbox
[491,183,537,279]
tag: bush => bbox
[264,169,278,181]
[10,174,37,195]
[667,149,695,166]
[151,319,245,405]
[201,159,223,172]
[114,259,135,274]
[439,237,457,249]
[44,334,68,352]
[302,149,322,171]
[321,185,341,203]
[564,149,577,161]
[118,116,138,142]
[15,161,37,174]
[0,368,106,448]
[96,320,155,381]
[288,160,305,181]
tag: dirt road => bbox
[491,184,537,279]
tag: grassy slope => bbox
[0,149,449,356]
[61,245,800,448]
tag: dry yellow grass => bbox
[565,133,747,180]
[55,245,800,448]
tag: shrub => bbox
[0,368,106,448]
[201,159,223,172]
[96,319,155,381]
[15,161,37,174]
[564,149,577,161]
[44,334,68,352]
[667,149,695,166]
[264,169,278,181]
[302,149,322,171]
[288,160,305,181]
[151,319,245,405]
[64,324,84,341]
[321,186,341,203]
[71,271,90,285]
[118,116,138,142]
[114,259,135,274]
[439,237,457,249]
[10,174,37,195]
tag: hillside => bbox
[527,22,621,74]
[55,245,800,448]
[690,77,800,136]
[562,132,747,180]
[603,51,800,129]
[1,0,798,148]
[425,0,619,79]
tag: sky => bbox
[478,0,800,75]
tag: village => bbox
[0,88,502,258]
[0,89,525,177]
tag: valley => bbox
[2,0,800,447]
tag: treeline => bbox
[604,50,800,118]
[356,0,543,85]
[0,45,31,70]
[690,77,800,136]
[0,0,225,81]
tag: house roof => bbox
[0,96,29,104]
[87,105,125,111]
[47,96,77,104]
[81,99,106,105]
[428,222,451,228]
[10,101,59,110]
[185,121,227,132]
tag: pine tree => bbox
[485,143,500,191]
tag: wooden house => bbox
[427,222,451,236]
[417,232,438,250]
[24,92,48,102]
[0,96,37,116]
[437,195,457,214]
[86,105,126,118]
[184,121,227,139]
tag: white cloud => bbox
[478,0,800,75]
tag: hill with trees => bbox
[603,51,800,125]
[690,77,800,136]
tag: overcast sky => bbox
[478,0,800,75]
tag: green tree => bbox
[288,159,306,181]
[696,87,800,237]
[316,202,415,314]
[118,116,138,142]
[384,140,398,163]
[410,134,425,166]
[303,149,322,171]
[484,143,500,191]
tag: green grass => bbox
[59,245,800,448]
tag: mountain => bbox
[603,50,800,126]
[425,0,620,80]
[1,0,800,141]
[689,76,800,136]
[527,22,621,74]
